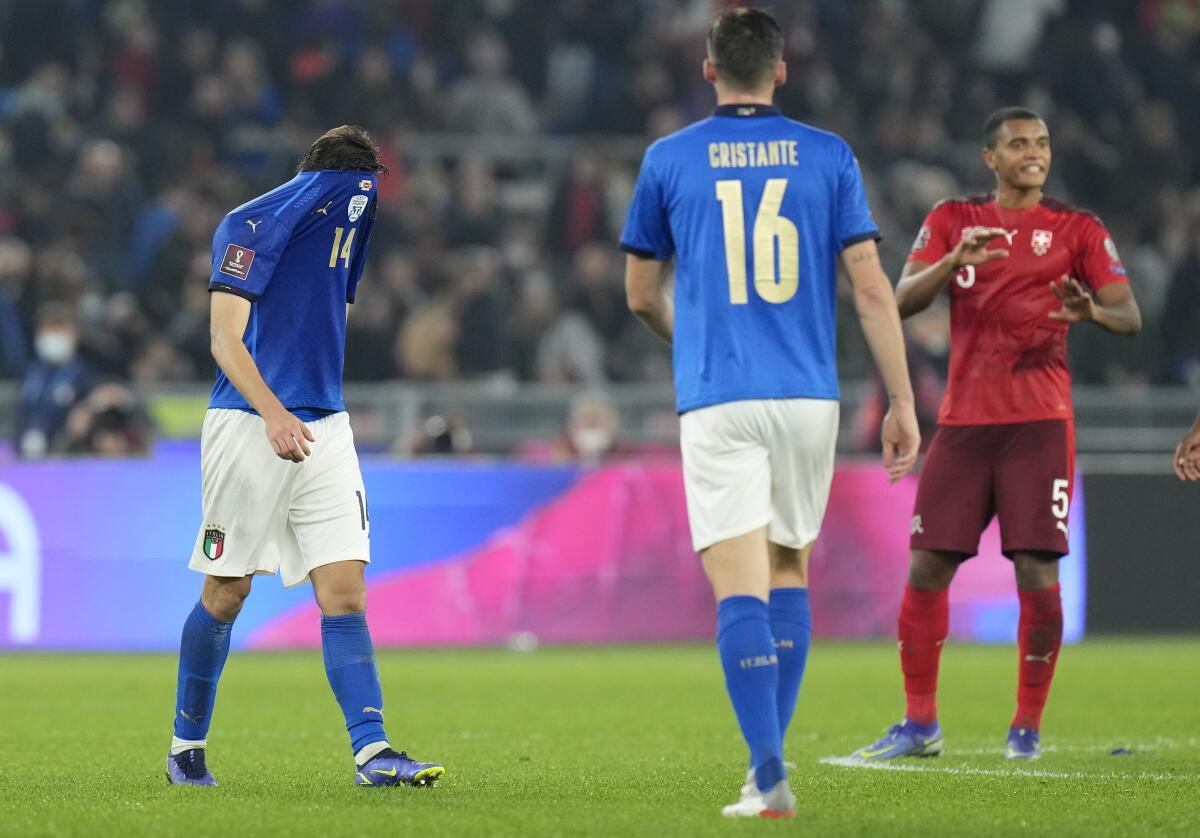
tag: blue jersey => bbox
[619,105,879,413]
[207,169,378,419]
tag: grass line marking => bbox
[819,756,1200,782]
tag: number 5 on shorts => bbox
[1051,478,1069,538]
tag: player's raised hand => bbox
[1172,420,1200,481]
[951,226,1011,268]
[264,408,316,462]
[881,400,920,484]
[1048,275,1096,323]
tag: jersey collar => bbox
[712,104,780,118]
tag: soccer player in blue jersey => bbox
[165,126,444,789]
[620,9,919,818]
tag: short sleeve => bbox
[907,203,952,265]
[1074,218,1128,292]
[619,148,674,261]
[208,215,290,301]
[836,143,881,250]
[345,200,377,304]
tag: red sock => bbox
[1012,583,1063,731]
[898,583,949,725]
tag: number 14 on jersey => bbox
[715,178,799,304]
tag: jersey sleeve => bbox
[835,142,881,250]
[906,202,953,264]
[1074,217,1128,291]
[619,146,674,261]
[345,200,377,304]
[208,215,290,301]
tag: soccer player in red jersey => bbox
[853,107,1142,761]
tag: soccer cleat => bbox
[1006,727,1041,760]
[722,777,796,819]
[852,719,943,759]
[166,748,217,786]
[354,748,445,787]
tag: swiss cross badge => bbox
[1031,229,1053,256]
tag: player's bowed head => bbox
[296,124,389,175]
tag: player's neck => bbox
[994,183,1043,211]
[714,86,775,107]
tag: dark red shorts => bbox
[910,420,1074,559]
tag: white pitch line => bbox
[819,756,1200,782]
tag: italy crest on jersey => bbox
[202,526,225,560]
[348,195,368,222]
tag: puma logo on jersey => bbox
[315,200,333,215]
[1024,651,1055,664]
[245,219,262,233]
[911,515,925,535]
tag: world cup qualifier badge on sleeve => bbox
[202,525,225,560]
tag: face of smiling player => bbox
[984,119,1052,192]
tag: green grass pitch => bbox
[1,639,1198,837]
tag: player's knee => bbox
[908,551,959,591]
[315,581,366,616]
[201,575,252,622]
[1013,552,1060,590]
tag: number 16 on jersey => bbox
[715,178,799,304]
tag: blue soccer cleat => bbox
[166,748,217,786]
[852,719,943,759]
[1006,727,1041,760]
[355,748,445,787]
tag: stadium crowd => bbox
[1,0,1199,456]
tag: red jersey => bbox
[908,194,1128,425]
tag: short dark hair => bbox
[706,7,784,90]
[297,125,388,174]
[983,107,1045,148]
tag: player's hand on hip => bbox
[951,226,1011,268]
[1048,275,1095,323]
[1172,423,1200,482]
[264,408,315,462]
[881,400,920,484]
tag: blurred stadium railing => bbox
[2,382,1194,457]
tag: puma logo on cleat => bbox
[370,767,397,777]
[1024,651,1055,663]
[362,706,384,715]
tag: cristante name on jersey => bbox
[708,140,800,169]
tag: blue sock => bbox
[717,596,785,792]
[321,612,388,760]
[173,601,233,743]
[770,587,812,739]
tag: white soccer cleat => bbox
[721,771,796,819]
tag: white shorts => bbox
[189,409,371,588]
[679,398,839,552]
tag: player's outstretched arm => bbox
[841,240,919,482]
[1173,411,1200,481]
[210,291,316,462]
[1048,276,1142,335]
[625,254,674,344]
[895,226,1011,318]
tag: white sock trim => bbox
[171,736,206,755]
[355,740,391,766]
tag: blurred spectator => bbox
[445,28,537,135]
[64,383,150,457]
[15,302,94,458]
[0,0,1197,406]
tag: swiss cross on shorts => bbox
[219,243,256,280]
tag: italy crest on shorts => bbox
[202,526,225,560]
